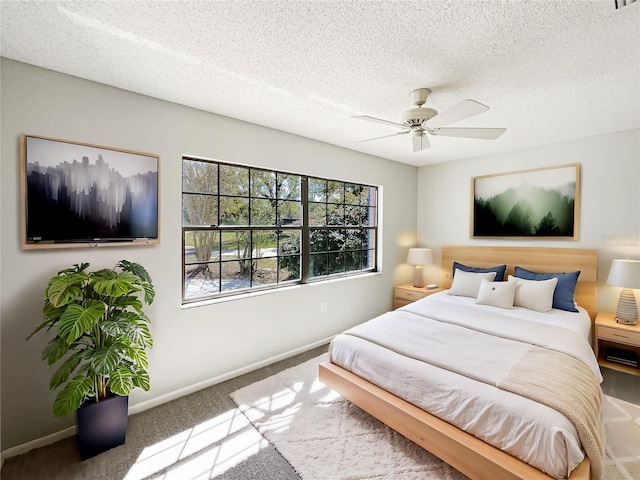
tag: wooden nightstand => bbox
[394,284,445,309]
[594,312,640,376]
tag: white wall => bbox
[4,56,637,456]
[0,58,419,451]
[416,129,640,311]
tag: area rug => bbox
[230,354,640,480]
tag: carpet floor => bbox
[0,346,328,480]
[231,353,640,480]
[2,344,638,480]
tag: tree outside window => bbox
[182,158,377,302]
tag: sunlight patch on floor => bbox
[124,408,267,480]
[241,387,299,423]
[310,378,342,403]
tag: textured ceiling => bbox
[1,1,639,166]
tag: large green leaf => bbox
[118,260,153,284]
[125,319,153,349]
[57,301,105,344]
[117,261,155,305]
[91,268,118,281]
[132,369,150,391]
[92,273,139,298]
[41,336,70,366]
[113,310,139,322]
[52,375,94,418]
[82,347,95,360]
[46,274,87,308]
[140,282,155,305]
[91,343,125,374]
[100,320,126,338]
[49,351,84,390]
[43,302,66,323]
[109,367,134,396]
[57,263,89,276]
[112,295,143,311]
[127,347,148,369]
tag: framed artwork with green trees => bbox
[471,163,579,239]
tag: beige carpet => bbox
[231,353,640,480]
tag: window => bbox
[182,158,378,303]
[307,178,377,278]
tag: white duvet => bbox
[328,291,602,480]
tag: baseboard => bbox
[1,426,76,461]
[0,336,333,461]
[128,335,333,415]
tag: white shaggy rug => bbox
[230,353,467,480]
[230,353,640,480]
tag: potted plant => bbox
[27,260,154,459]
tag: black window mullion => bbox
[217,164,222,294]
[216,163,221,228]
[275,172,280,227]
[182,226,187,299]
[276,228,280,284]
[301,177,310,282]
[248,167,253,288]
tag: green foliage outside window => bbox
[182,159,377,302]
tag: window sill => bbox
[181,271,382,309]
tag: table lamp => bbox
[407,248,433,288]
[606,259,640,325]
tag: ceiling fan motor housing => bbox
[401,107,438,127]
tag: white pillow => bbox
[447,270,497,298]
[510,275,559,312]
[476,277,517,309]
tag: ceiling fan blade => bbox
[424,99,489,128]
[352,115,408,130]
[431,127,506,140]
[353,131,410,144]
[412,133,431,152]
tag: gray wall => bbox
[0,58,418,451]
[415,128,640,311]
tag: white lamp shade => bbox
[407,248,433,266]
[607,259,640,289]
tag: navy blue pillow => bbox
[514,266,580,312]
[453,262,506,282]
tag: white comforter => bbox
[329,292,602,480]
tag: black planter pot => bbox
[76,395,129,460]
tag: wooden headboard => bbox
[441,246,598,321]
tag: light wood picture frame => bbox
[21,134,160,249]
[471,163,580,239]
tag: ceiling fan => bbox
[353,88,506,152]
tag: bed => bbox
[319,246,601,480]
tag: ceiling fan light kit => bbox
[354,87,507,152]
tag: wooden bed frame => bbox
[320,246,598,480]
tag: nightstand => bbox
[594,312,640,376]
[394,284,445,309]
